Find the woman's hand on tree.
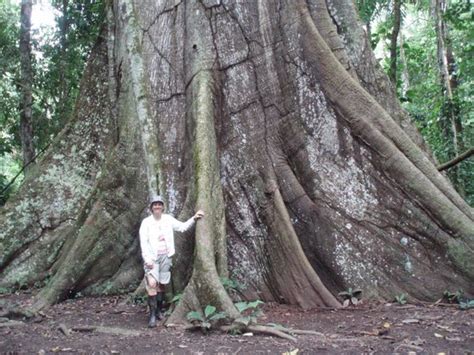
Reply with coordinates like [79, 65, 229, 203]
[194, 210, 205, 220]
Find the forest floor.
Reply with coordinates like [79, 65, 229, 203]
[1, 292, 472, 354]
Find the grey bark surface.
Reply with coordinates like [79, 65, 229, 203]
[0, 0, 472, 320]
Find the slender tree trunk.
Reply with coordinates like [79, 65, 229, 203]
[434, 0, 465, 195]
[58, 0, 69, 120]
[399, 33, 410, 97]
[389, 0, 402, 84]
[19, 0, 35, 173]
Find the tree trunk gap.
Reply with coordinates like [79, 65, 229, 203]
[1, 0, 472, 328]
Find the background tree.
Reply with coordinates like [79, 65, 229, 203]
[0, 0, 472, 325]
[396, 0, 473, 203]
[0, 0, 21, 204]
[0, 0, 104, 204]
[388, 0, 402, 83]
[19, 0, 35, 173]
[363, 0, 473, 203]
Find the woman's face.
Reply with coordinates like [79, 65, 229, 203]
[151, 202, 164, 217]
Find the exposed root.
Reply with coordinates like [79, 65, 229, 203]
[246, 324, 297, 342]
[220, 323, 297, 342]
[220, 321, 327, 342]
[283, 329, 325, 336]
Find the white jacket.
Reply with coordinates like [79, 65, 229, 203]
[139, 214, 195, 263]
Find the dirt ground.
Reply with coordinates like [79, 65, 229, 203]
[1, 292, 472, 354]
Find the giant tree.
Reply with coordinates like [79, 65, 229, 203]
[0, 0, 472, 325]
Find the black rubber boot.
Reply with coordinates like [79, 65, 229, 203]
[147, 295, 157, 328]
[156, 292, 164, 320]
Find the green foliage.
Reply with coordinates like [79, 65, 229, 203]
[130, 294, 147, 305]
[355, 0, 390, 26]
[338, 288, 362, 307]
[443, 290, 463, 304]
[459, 299, 474, 310]
[0, 286, 12, 295]
[401, 2, 473, 204]
[0, 0, 105, 204]
[164, 293, 182, 316]
[220, 277, 245, 293]
[234, 300, 264, 327]
[34, 0, 105, 148]
[0, 1, 21, 203]
[186, 305, 228, 332]
[394, 293, 407, 305]
[170, 293, 183, 304]
[363, 0, 474, 205]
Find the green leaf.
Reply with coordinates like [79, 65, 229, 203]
[209, 312, 227, 321]
[235, 301, 250, 313]
[170, 293, 182, 303]
[186, 311, 203, 322]
[204, 305, 216, 318]
[248, 300, 264, 309]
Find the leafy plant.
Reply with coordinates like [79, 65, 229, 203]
[443, 290, 463, 304]
[164, 293, 182, 316]
[234, 300, 264, 327]
[394, 293, 407, 305]
[186, 305, 228, 332]
[338, 288, 362, 307]
[0, 287, 12, 295]
[130, 294, 147, 305]
[220, 277, 245, 293]
[459, 299, 474, 310]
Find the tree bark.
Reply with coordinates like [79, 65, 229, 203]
[1, 0, 472, 322]
[388, 0, 401, 84]
[399, 33, 410, 97]
[19, 0, 35, 173]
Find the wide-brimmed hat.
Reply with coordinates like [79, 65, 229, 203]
[149, 195, 165, 207]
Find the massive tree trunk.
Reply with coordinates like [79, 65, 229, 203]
[1, 0, 472, 321]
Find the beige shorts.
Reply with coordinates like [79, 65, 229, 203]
[144, 255, 172, 292]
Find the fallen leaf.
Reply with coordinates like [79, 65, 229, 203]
[446, 336, 462, 341]
[282, 349, 299, 355]
[436, 324, 456, 332]
[402, 319, 420, 324]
